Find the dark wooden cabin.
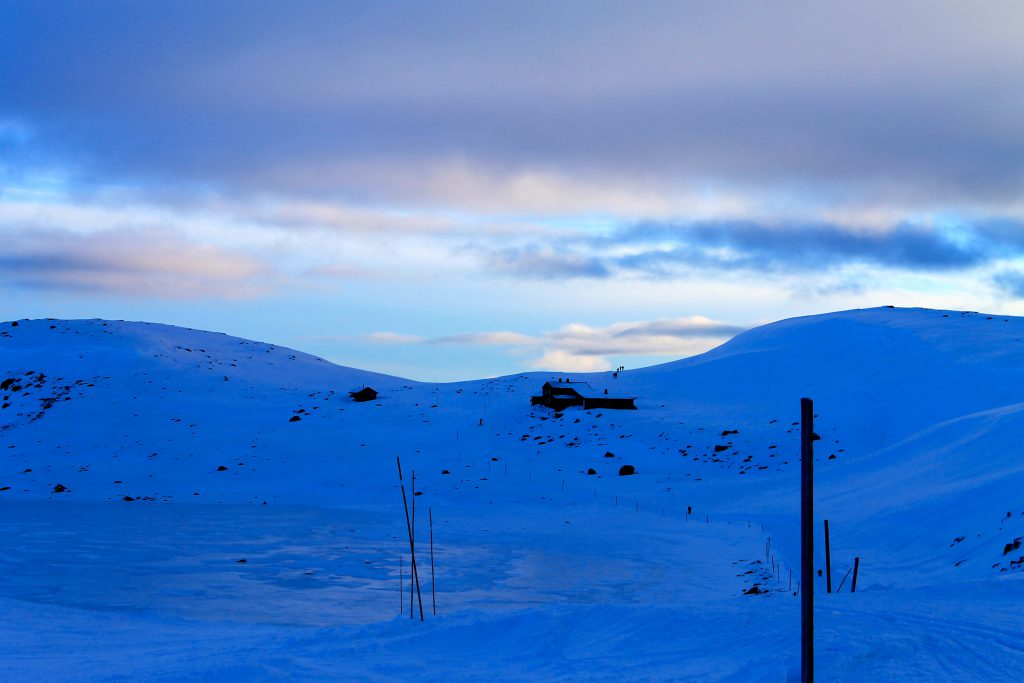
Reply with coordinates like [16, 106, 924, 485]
[349, 387, 378, 402]
[530, 381, 636, 410]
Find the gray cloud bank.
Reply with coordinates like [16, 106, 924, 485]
[2, 1, 1023, 205]
[0, 227, 268, 298]
[482, 219, 1024, 282]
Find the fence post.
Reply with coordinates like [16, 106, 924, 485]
[396, 457, 425, 621]
[429, 508, 437, 615]
[824, 519, 832, 594]
[801, 398, 814, 683]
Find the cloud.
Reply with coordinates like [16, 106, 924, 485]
[609, 318, 747, 340]
[992, 270, 1024, 299]
[428, 332, 539, 346]
[612, 220, 999, 275]
[542, 318, 746, 357]
[360, 332, 426, 344]
[2, 2, 1022, 209]
[365, 315, 746, 371]
[306, 263, 383, 280]
[477, 219, 1024, 282]
[0, 227, 269, 298]
[483, 246, 610, 279]
[530, 350, 610, 373]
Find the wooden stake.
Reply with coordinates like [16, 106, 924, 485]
[851, 557, 860, 593]
[824, 519, 832, 594]
[429, 508, 437, 615]
[396, 457, 425, 621]
[836, 567, 852, 592]
[800, 397, 814, 683]
[411, 470, 416, 620]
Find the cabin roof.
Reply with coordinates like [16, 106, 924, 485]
[544, 381, 592, 390]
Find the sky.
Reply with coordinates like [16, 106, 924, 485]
[2, 1, 1024, 381]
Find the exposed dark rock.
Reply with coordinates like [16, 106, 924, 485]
[618, 465, 636, 476]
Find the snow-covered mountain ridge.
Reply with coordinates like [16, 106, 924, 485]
[2, 307, 1023, 681]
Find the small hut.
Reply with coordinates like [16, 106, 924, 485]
[530, 381, 636, 410]
[349, 387, 378, 402]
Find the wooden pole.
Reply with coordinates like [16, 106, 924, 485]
[824, 519, 832, 594]
[851, 557, 860, 593]
[429, 508, 437, 615]
[411, 470, 417, 620]
[836, 567, 853, 592]
[410, 470, 415, 619]
[801, 397, 814, 683]
[396, 457, 425, 621]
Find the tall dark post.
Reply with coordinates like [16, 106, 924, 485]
[396, 457, 425, 621]
[429, 508, 437, 615]
[851, 557, 860, 593]
[824, 519, 832, 594]
[801, 398, 814, 683]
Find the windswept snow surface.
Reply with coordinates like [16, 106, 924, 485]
[1, 308, 1023, 681]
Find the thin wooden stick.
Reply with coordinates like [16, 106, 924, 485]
[396, 456, 424, 621]
[429, 508, 437, 615]
[851, 557, 860, 593]
[411, 470, 416, 620]
[836, 566, 853, 592]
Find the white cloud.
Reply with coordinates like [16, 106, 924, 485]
[0, 227, 269, 299]
[361, 332, 426, 344]
[429, 331, 539, 346]
[529, 349, 611, 373]
[364, 315, 745, 372]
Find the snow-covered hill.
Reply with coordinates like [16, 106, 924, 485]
[1, 308, 1022, 681]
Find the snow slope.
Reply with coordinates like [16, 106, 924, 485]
[1, 308, 1022, 681]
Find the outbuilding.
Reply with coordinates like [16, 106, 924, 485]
[349, 387, 378, 402]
